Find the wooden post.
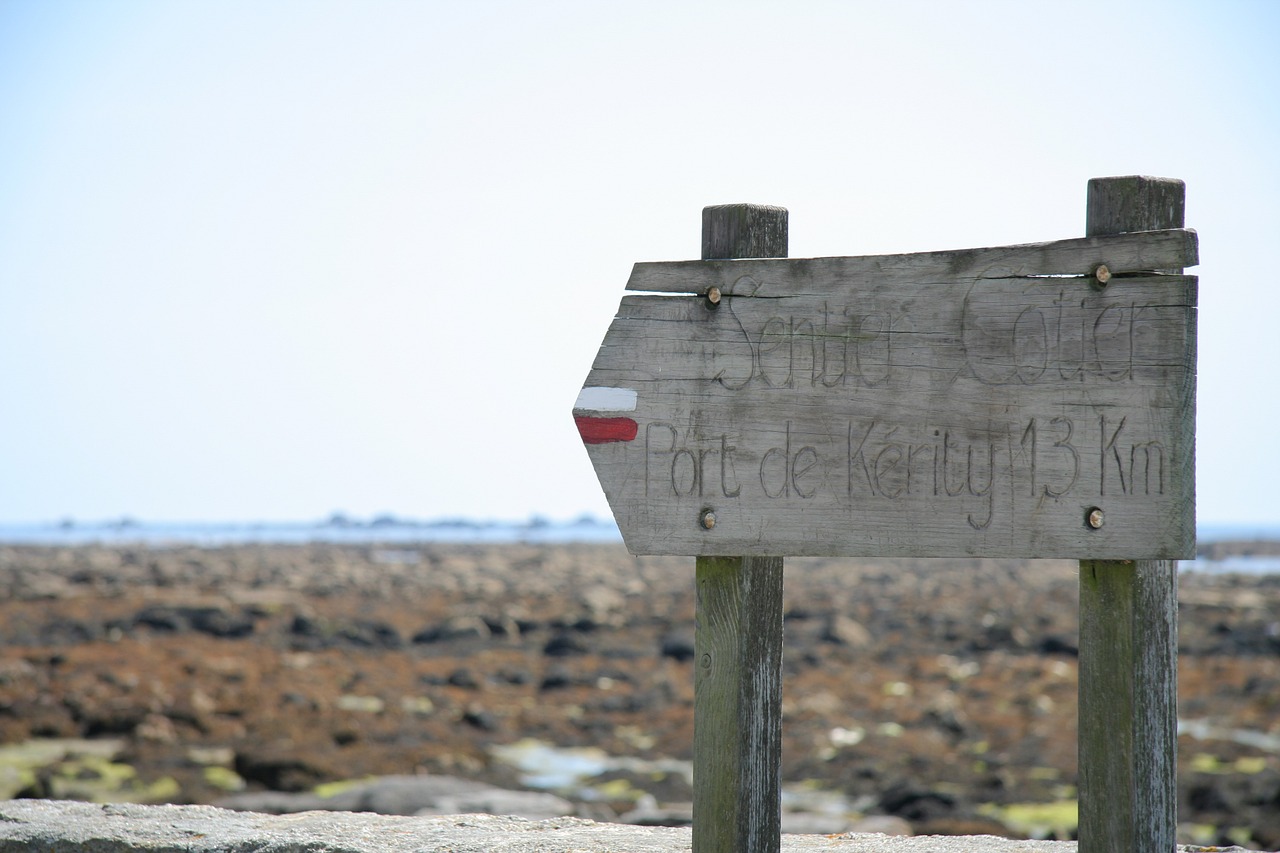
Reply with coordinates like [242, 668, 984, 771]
[1078, 176, 1184, 852]
[693, 204, 787, 853]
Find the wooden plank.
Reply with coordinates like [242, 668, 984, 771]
[694, 555, 783, 853]
[1077, 175, 1184, 853]
[1087, 176, 1186, 241]
[628, 228, 1198, 294]
[577, 248, 1197, 558]
[1079, 559, 1178, 852]
[693, 203, 785, 853]
[701, 203, 788, 261]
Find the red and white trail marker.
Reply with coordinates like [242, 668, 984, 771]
[573, 386, 639, 445]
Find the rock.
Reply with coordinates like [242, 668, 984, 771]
[317, 775, 492, 815]
[338, 620, 402, 649]
[215, 790, 329, 814]
[543, 631, 589, 657]
[417, 787, 575, 820]
[0, 799, 1186, 852]
[447, 668, 482, 689]
[847, 815, 913, 835]
[287, 614, 325, 644]
[821, 615, 873, 648]
[878, 783, 957, 822]
[592, 768, 692, 804]
[618, 803, 693, 827]
[133, 605, 255, 638]
[539, 664, 584, 691]
[131, 606, 187, 632]
[780, 811, 850, 834]
[1037, 634, 1078, 656]
[135, 712, 179, 743]
[219, 774, 573, 820]
[233, 751, 328, 792]
[460, 707, 498, 731]
[574, 585, 627, 629]
[39, 619, 102, 644]
[482, 614, 521, 638]
[659, 630, 696, 661]
[188, 607, 256, 638]
[413, 616, 491, 644]
[496, 667, 534, 685]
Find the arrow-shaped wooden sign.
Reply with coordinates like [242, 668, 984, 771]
[576, 228, 1198, 559]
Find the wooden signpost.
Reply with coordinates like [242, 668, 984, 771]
[574, 178, 1197, 853]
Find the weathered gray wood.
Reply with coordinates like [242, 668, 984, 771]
[694, 555, 783, 853]
[1079, 559, 1178, 852]
[1078, 175, 1185, 853]
[628, 228, 1198, 294]
[693, 203, 785, 853]
[1087, 176, 1186, 240]
[701, 203, 788, 261]
[577, 230, 1197, 558]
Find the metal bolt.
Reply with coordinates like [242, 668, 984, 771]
[706, 286, 722, 305]
[1094, 264, 1112, 285]
[699, 509, 716, 530]
[1086, 507, 1105, 530]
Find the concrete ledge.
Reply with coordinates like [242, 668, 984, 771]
[0, 800, 1065, 852]
[0, 800, 1260, 853]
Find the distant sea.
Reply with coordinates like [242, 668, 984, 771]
[0, 514, 623, 547]
[0, 516, 1277, 574]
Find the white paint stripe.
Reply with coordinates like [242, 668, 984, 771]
[574, 386, 637, 412]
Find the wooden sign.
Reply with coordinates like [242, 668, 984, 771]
[576, 228, 1198, 559]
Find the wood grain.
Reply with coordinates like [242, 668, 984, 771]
[693, 203, 786, 853]
[1077, 175, 1184, 853]
[1079, 558, 1178, 852]
[628, 228, 1197, 294]
[693, 555, 783, 853]
[579, 230, 1197, 558]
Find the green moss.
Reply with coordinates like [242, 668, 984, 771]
[1227, 826, 1256, 847]
[0, 739, 127, 799]
[1180, 823, 1218, 845]
[399, 696, 435, 716]
[1190, 752, 1268, 775]
[589, 778, 645, 802]
[186, 746, 235, 767]
[1190, 753, 1224, 773]
[979, 799, 1077, 840]
[336, 695, 385, 713]
[0, 766, 36, 799]
[42, 754, 181, 804]
[202, 765, 246, 792]
[1234, 756, 1267, 774]
[140, 776, 182, 802]
[312, 776, 375, 799]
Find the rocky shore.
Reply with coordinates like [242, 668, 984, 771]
[0, 543, 1277, 848]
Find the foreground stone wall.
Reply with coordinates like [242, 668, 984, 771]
[0, 800, 1263, 853]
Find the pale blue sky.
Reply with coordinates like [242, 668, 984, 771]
[1, 0, 1277, 527]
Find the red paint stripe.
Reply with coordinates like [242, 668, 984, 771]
[575, 415, 638, 444]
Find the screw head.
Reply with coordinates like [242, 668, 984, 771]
[699, 509, 716, 530]
[706, 286, 722, 305]
[1086, 507, 1105, 529]
[1095, 264, 1112, 285]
